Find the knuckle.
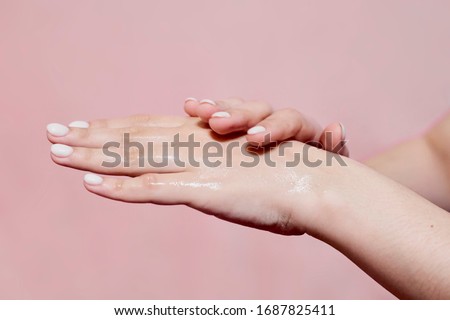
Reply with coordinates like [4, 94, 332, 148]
[232, 97, 245, 105]
[88, 120, 102, 128]
[132, 114, 152, 124]
[280, 107, 302, 119]
[126, 147, 144, 167]
[141, 174, 158, 189]
[81, 148, 94, 163]
[250, 100, 272, 112]
[113, 180, 124, 193]
[77, 128, 91, 140]
[123, 126, 146, 141]
[281, 107, 297, 114]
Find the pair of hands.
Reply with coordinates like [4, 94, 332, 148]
[48, 99, 450, 299]
[47, 98, 350, 235]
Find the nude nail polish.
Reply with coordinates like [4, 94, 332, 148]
[84, 173, 103, 185]
[247, 125, 266, 135]
[69, 121, 90, 128]
[211, 111, 231, 118]
[51, 144, 73, 157]
[47, 123, 69, 137]
[199, 99, 216, 105]
[185, 97, 198, 102]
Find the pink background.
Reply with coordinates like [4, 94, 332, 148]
[1, 0, 449, 299]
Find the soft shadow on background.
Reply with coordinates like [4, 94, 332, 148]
[0, 0, 449, 299]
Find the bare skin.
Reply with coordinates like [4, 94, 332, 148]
[366, 114, 450, 211]
[185, 97, 449, 211]
[184, 97, 349, 156]
[47, 100, 450, 299]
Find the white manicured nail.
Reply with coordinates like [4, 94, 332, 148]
[199, 99, 216, 105]
[69, 120, 89, 128]
[51, 144, 73, 157]
[185, 97, 198, 102]
[47, 123, 69, 137]
[211, 111, 231, 118]
[247, 125, 266, 135]
[339, 122, 346, 140]
[84, 173, 103, 185]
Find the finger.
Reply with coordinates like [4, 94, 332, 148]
[47, 124, 177, 148]
[87, 114, 186, 129]
[50, 144, 184, 175]
[245, 108, 322, 146]
[186, 98, 219, 121]
[184, 97, 201, 117]
[65, 115, 186, 131]
[83, 172, 204, 205]
[319, 122, 349, 156]
[208, 100, 272, 134]
[187, 97, 244, 122]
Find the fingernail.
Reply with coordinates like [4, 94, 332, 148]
[69, 120, 89, 128]
[185, 97, 198, 102]
[339, 122, 346, 140]
[47, 123, 69, 137]
[199, 99, 216, 106]
[247, 125, 266, 135]
[84, 173, 103, 185]
[211, 111, 231, 118]
[51, 144, 73, 157]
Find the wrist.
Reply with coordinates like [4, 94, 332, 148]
[278, 150, 358, 237]
[299, 158, 371, 241]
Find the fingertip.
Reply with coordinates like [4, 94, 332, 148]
[69, 121, 90, 129]
[47, 123, 69, 137]
[49, 152, 62, 165]
[339, 122, 346, 140]
[247, 125, 266, 135]
[47, 132, 57, 143]
[207, 111, 233, 133]
[51, 144, 73, 158]
[84, 173, 104, 186]
[211, 111, 231, 118]
[246, 125, 268, 144]
[328, 122, 345, 140]
[50, 149, 71, 166]
[185, 97, 198, 103]
[338, 123, 349, 156]
[199, 99, 216, 106]
[208, 117, 234, 134]
[245, 127, 276, 146]
[320, 122, 348, 154]
[209, 111, 255, 134]
[245, 133, 263, 146]
[184, 97, 199, 117]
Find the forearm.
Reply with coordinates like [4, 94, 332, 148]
[365, 113, 450, 211]
[365, 137, 450, 210]
[306, 161, 450, 299]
